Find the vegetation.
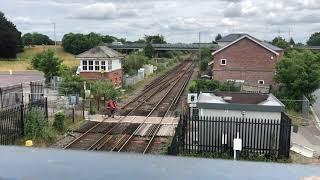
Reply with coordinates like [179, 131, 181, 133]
[271, 36, 290, 50]
[307, 32, 320, 46]
[25, 108, 55, 142]
[122, 52, 149, 75]
[62, 32, 102, 55]
[91, 80, 119, 100]
[274, 49, 320, 103]
[0, 11, 23, 58]
[53, 112, 65, 132]
[179, 152, 290, 163]
[274, 50, 320, 111]
[59, 65, 85, 95]
[31, 49, 62, 82]
[144, 34, 166, 44]
[215, 34, 222, 41]
[0, 45, 78, 71]
[189, 79, 240, 93]
[22, 32, 54, 46]
[144, 43, 155, 59]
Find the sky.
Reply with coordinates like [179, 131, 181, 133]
[1, 0, 320, 43]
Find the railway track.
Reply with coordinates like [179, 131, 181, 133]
[64, 60, 194, 153]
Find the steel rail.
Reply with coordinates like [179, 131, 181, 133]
[142, 67, 194, 154]
[87, 73, 186, 151]
[115, 64, 194, 152]
[120, 62, 190, 110]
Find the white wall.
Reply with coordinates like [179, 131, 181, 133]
[80, 59, 122, 72]
[199, 108, 281, 121]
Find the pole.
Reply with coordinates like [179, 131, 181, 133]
[53, 22, 57, 50]
[198, 32, 201, 61]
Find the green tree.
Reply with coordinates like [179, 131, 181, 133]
[22, 33, 33, 46]
[289, 37, 295, 45]
[91, 80, 119, 101]
[31, 49, 62, 82]
[215, 34, 222, 41]
[22, 32, 54, 46]
[144, 43, 154, 58]
[102, 35, 116, 43]
[189, 79, 240, 93]
[144, 34, 166, 44]
[307, 32, 320, 46]
[271, 36, 290, 50]
[200, 47, 212, 61]
[0, 11, 23, 58]
[274, 49, 320, 100]
[59, 66, 85, 95]
[122, 52, 149, 75]
[200, 60, 209, 72]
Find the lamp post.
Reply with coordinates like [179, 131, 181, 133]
[52, 22, 57, 50]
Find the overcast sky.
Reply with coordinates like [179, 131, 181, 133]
[1, 0, 319, 43]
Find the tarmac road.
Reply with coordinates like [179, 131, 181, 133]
[0, 71, 44, 87]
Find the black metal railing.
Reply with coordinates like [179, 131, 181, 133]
[169, 113, 291, 159]
[0, 98, 47, 145]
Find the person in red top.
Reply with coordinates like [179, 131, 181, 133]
[106, 99, 116, 118]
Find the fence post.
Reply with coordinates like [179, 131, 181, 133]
[20, 103, 24, 136]
[45, 97, 48, 119]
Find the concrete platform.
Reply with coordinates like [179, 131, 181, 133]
[87, 115, 179, 125]
[86, 115, 179, 137]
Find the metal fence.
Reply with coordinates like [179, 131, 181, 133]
[0, 84, 23, 109]
[0, 98, 47, 145]
[169, 113, 292, 159]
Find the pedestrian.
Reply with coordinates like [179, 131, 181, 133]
[106, 98, 116, 118]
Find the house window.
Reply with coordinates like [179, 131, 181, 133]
[82, 60, 87, 71]
[258, 80, 265, 85]
[88, 60, 94, 71]
[220, 59, 226, 65]
[95, 61, 100, 71]
[108, 60, 112, 71]
[101, 61, 106, 71]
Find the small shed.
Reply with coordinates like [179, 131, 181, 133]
[194, 92, 285, 120]
[76, 46, 124, 87]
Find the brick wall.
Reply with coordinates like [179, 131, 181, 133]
[80, 69, 122, 87]
[212, 38, 283, 85]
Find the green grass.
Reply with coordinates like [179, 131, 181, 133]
[0, 45, 78, 71]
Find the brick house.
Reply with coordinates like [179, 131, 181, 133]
[76, 46, 124, 87]
[209, 34, 284, 86]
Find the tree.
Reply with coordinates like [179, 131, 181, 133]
[144, 43, 154, 58]
[122, 52, 149, 75]
[189, 79, 240, 93]
[91, 80, 119, 101]
[22, 32, 54, 46]
[271, 36, 290, 50]
[31, 49, 62, 82]
[0, 11, 23, 58]
[144, 34, 166, 44]
[274, 50, 320, 100]
[200, 47, 212, 61]
[59, 65, 85, 95]
[199, 60, 209, 72]
[102, 35, 116, 43]
[62, 32, 101, 55]
[307, 32, 320, 46]
[215, 34, 222, 41]
[289, 37, 295, 45]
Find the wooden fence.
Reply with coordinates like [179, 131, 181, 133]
[169, 113, 292, 159]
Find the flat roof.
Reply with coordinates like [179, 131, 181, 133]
[0, 146, 320, 180]
[197, 92, 285, 112]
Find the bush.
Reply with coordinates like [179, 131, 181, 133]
[89, 106, 97, 115]
[189, 79, 240, 93]
[53, 112, 65, 132]
[25, 108, 48, 140]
